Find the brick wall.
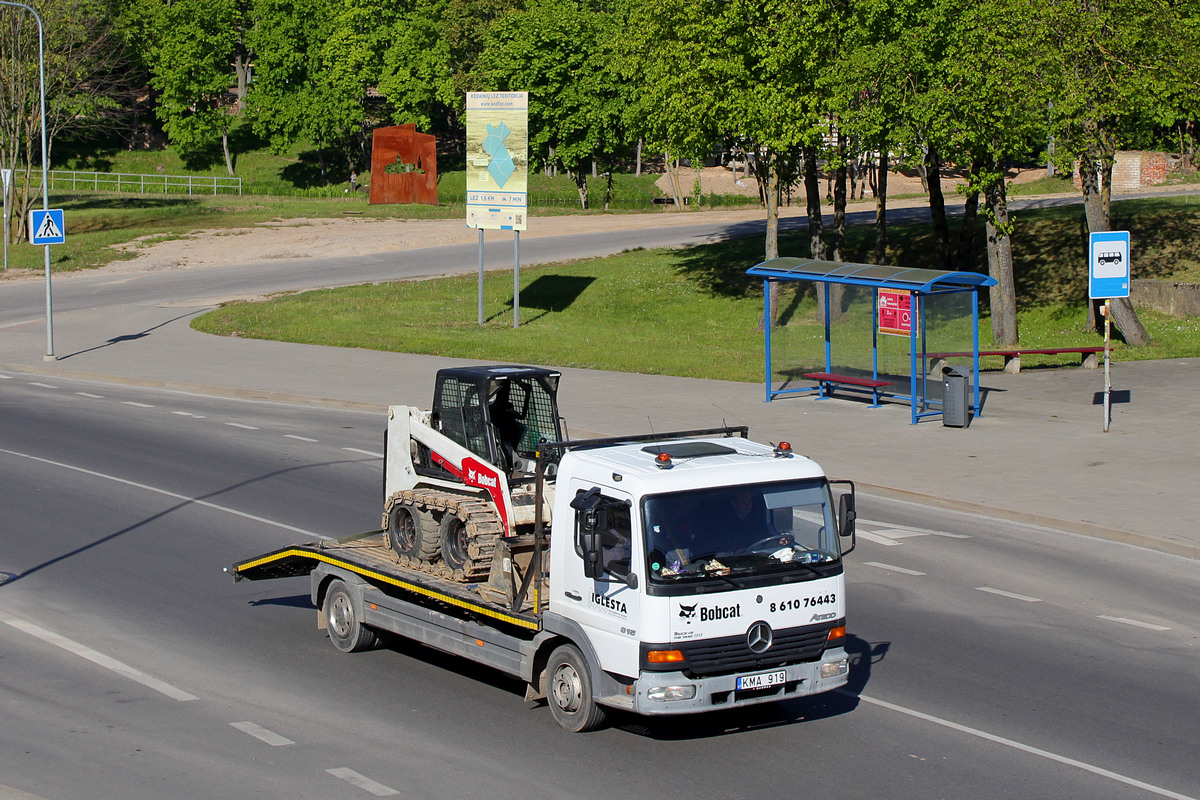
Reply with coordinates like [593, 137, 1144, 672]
[1073, 151, 1168, 190]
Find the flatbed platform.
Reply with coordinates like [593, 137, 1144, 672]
[230, 531, 541, 632]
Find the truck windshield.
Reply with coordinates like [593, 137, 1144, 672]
[642, 479, 839, 583]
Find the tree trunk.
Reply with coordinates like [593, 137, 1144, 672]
[753, 154, 782, 331]
[574, 169, 589, 210]
[874, 149, 889, 265]
[636, 138, 643, 177]
[925, 145, 951, 269]
[984, 170, 1018, 348]
[222, 123, 234, 176]
[803, 145, 825, 261]
[233, 53, 249, 113]
[956, 158, 982, 269]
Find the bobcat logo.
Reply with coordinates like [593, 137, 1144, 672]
[678, 603, 697, 621]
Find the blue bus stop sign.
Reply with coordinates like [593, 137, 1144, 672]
[29, 208, 65, 245]
[1089, 230, 1130, 299]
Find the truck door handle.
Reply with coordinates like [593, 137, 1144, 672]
[564, 591, 582, 601]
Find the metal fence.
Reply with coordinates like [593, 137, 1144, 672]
[34, 170, 242, 196]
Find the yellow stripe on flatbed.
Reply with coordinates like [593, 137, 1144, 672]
[233, 546, 539, 631]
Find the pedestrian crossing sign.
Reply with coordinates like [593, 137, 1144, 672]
[30, 208, 65, 245]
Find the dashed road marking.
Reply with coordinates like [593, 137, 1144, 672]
[29, 382, 57, 389]
[1099, 615, 1171, 631]
[225, 422, 259, 430]
[172, 411, 206, 418]
[0, 611, 198, 702]
[863, 562, 926, 576]
[230, 721, 295, 746]
[122, 401, 155, 408]
[75, 392, 105, 398]
[344, 448, 384, 458]
[325, 768, 399, 797]
[976, 586, 1042, 603]
[284, 434, 318, 442]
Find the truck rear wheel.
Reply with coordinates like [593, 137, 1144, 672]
[546, 645, 607, 733]
[387, 503, 438, 562]
[324, 581, 379, 653]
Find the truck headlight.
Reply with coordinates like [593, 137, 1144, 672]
[820, 658, 849, 678]
[647, 685, 697, 702]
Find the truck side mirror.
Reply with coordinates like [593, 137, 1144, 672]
[571, 488, 605, 579]
[830, 479, 857, 556]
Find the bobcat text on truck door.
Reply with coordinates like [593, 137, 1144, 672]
[229, 364, 857, 732]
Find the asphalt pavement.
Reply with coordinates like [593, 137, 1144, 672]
[1, 209, 1197, 561]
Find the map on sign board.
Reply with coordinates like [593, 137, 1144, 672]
[465, 92, 528, 231]
[878, 288, 915, 336]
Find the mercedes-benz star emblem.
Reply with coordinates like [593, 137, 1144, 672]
[746, 621, 773, 654]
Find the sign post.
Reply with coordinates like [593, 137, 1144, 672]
[2, 167, 10, 272]
[465, 92, 528, 328]
[1089, 230, 1130, 433]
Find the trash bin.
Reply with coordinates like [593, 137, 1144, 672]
[942, 366, 969, 428]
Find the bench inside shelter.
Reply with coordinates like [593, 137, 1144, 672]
[802, 372, 893, 408]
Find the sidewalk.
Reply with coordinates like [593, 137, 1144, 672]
[2, 297, 1197, 560]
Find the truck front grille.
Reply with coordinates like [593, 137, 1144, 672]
[675, 622, 834, 676]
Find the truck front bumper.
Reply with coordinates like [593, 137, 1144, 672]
[626, 647, 850, 716]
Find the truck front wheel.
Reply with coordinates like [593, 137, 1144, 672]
[324, 580, 379, 653]
[546, 644, 607, 732]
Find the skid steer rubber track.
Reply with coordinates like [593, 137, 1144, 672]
[383, 489, 502, 582]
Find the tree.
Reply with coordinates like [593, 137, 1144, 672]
[125, 0, 253, 175]
[479, 0, 630, 209]
[1, 0, 130, 241]
[1039, 0, 1200, 346]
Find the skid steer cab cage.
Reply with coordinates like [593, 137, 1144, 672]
[747, 258, 997, 425]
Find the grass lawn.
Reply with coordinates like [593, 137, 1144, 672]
[192, 195, 1200, 382]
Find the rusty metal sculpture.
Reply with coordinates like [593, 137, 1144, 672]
[368, 124, 438, 205]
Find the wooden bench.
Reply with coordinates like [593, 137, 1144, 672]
[923, 347, 1105, 374]
[803, 372, 893, 408]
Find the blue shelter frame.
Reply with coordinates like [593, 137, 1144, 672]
[747, 257, 998, 425]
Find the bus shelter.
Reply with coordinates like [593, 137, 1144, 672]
[746, 257, 997, 425]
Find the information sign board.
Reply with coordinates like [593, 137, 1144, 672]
[878, 288, 915, 336]
[465, 92, 528, 231]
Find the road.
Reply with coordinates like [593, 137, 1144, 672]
[2, 372, 1196, 800]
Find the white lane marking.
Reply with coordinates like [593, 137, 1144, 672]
[0, 781, 51, 799]
[230, 721, 295, 746]
[1099, 615, 1172, 631]
[284, 434, 318, 442]
[29, 382, 57, 389]
[122, 401, 155, 408]
[344, 448, 384, 458]
[976, 586, 1042, 603]
[863, 562, 926, 576]
[225, 422, 259, 430]
[0, 611, 198, 702]
[844, 691, 1198, 800]
[0, 447, 326, 539]
[857, 532, 902, 547]
[172, 411, 206, 418]
[76, 392, 105, 399]
[857, 518, 971, 540]
[325, 768, 400, 797]
[0, 373, 11, 379]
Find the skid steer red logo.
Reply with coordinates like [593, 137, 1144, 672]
[429, 452, 511, 534]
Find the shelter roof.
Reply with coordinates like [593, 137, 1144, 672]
[747, 257, 997, 292]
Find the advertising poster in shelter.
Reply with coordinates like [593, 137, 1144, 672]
[878, 288, 915, 336]
[465, 92, 528, 231]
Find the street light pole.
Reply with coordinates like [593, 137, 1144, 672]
[1, 0, 55, 360]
